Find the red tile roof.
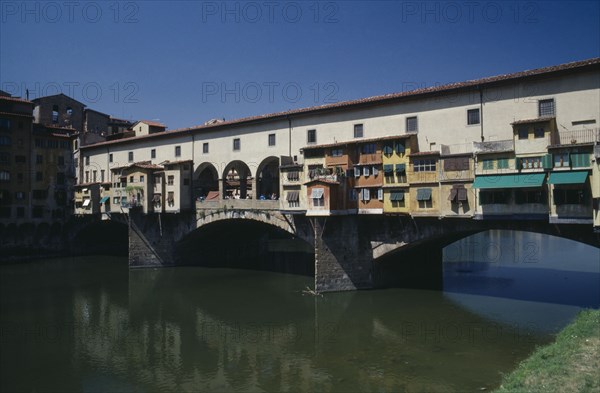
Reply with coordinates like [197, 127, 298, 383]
[137, 120, 166, 128]
[511, 116, 556, 125]
[302, 134, 414, 150]
[0, 96, 33, 104]
[0, 111, 33, 118]
[81, 58, 600, 151]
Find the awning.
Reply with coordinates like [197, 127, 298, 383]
[416, 188, 432, 201]
[390, 190, 405, 201]
[311, 188, 324, 199]
[395, 164, 406, 173]
[286, 191, 299, 201]
[99, 196, 109, 204]
[395, 142, 405, 154]
[548, 171, 588, 185]
[383, 164, 394, 174]
[205, 191, 220, 200]
[472, 173, 545, 189]
[82, 199, 91, 207]
[383, 145, 393, 155]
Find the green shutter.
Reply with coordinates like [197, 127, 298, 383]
[571, 153, 590, 168]
[482, 160, 493, 170]
[395, 142, 405, 154]
[383, 145, 393, 155]
[542, 154, 553, 169]
[497, 158, 509, 169]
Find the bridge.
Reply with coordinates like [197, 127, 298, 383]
[67, 58, 600, 292]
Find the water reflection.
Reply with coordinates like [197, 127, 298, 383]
[0, 255, 563, 392]
[443, 230, 600, 333]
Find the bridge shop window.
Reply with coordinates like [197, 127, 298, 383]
[515, 189, 547, 204]
[416, 188, 432, 208]
[390, 190, 405, 207]
[307, 129, 317, 144]
[203, 142, 209, 154]
[467, 108, 480, 125]
[406, 116, 418, 133]
[233, 138, 241, 151]
[311, 188, 324, 207]
[534, 127, 545, 138]
[286, 191, 299, 207]
[268, 133, 276, 146]
[354, 124, 363, 138]
[479, 190, 509, 205]
[539, 98, 555, 117]
[331, 148, 343, 157]
[518, 127, 529, 140]
[361, 143, 376, 155]
[448, 185, 468, 204]
[553, 187, 588, 205]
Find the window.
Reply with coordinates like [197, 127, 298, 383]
[52, 105, 59, 123]
[175, 146, 181, 157]
[406, 116, 418, 133]
[571, 153, 590, 168]
[203, 142, 209, 154]
[307, 129, 317, 144]
[151, 149, 156, 159]
[518, 127, 529, 140]
[354, 124, 363, 138]
[444, 157, 470, 171]
[139, 175, 144, 183]
[66, 107, 73, 117]
[479, 190, 509, 204]
[36, 171, 43, 181]
[553, 188, 587, 205]
[554, 153, 569, 168]
[377, 188, 383, 201]
[100, 170, 105, 182]
[0, 136, 11, 146]
[287, 171, 299, 181]
[383, 144, 393, 156]
[390, 190, 405, 207]
[331, 148, 343, 157]
[113, 197, 120, 204]
[57, 172, 65, 185]
[497, 158, 509, 169]
[167, 191, 175, 206]
[467, 108, 480, 125]
[128, 152, 134, 162]
[361, 143, 376, 154]
[109, 153, 113, 163]
[416, 188, 432, 209]
[482, 159, 494, 170]
[311, 188, 325, 206]
[233, 138, 240, 151]
[168, 175, 174, 185]
[129, 176, 133, 183]
[286, 191, 300, 208]
[58, 156, 64, 165]
[363, 167, 370, 177]
[0, 170, 9, 181]
[539, 99, 555, 117]
[154, 176, 161, 184]
[85, 171, 89, 183]
[515, 189, 547, 204]
[354, 167, 361, 177]
[372, 167, 379, 176]
[413, 159, 436, 172]
[360, 188, 370, 201]
[0, 118, 11, 131]
[534, 127, 545, 138]
[268, 134, 276, 146]
[520, 157, 543, 169]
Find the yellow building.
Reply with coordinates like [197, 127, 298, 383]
[408, 151, 439, 217]
[382, 135, 415, 214]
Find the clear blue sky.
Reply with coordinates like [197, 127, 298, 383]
[1, 1, 599, 130]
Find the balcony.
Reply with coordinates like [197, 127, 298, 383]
[550, 128, 600, 146]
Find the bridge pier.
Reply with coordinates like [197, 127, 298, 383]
[313, 216, 374, 292]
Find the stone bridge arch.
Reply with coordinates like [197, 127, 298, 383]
[255, 156, 280, 199]
[222, 160, 252, 199]
[194, 162, 219, 199]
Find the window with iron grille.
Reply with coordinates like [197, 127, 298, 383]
[406, 116, 418, 133]
[467, 108, 480, 125]
[539, 99, 555, 117]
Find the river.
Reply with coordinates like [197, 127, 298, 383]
[1, 230, 598, 392]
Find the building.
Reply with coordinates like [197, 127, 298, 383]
[75, 58, 599, 227]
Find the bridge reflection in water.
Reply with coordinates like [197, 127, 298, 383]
[2, 229, 598, 392]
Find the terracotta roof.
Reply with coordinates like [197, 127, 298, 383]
[161, 159, 193, 166]
[304, 179, 340, 185]
[0, 96, 34, 104]
[136, 120, 166, 128]
[0, 111, 33, 118]
[302, 134, 414, 150]
[81, 58, 600, 151]
[31, 93, 86, 107]
[511, 116, 556, 125]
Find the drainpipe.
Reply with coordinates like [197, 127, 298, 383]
[479, 86, 484, 142]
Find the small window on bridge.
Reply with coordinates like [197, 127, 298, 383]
[203, 143, 209, 154]
[268, 134, 276, 146]
[233, 138, 240, 151]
